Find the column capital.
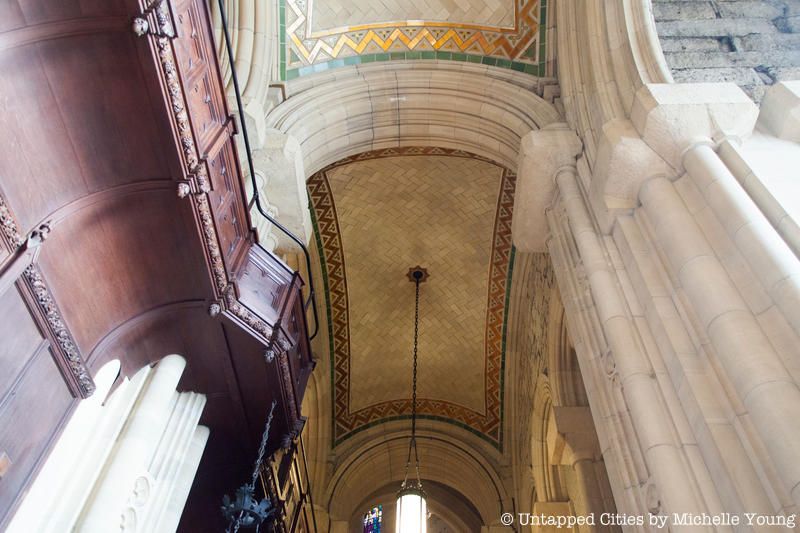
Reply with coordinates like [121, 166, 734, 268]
[759, 80, 800, 143]
[589, 118, 674, 232]
[631, 83, 758, 171]
[512, 123, 582, 252]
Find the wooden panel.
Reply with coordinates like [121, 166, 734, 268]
[0, 31, 172, 232]
[0, 0, 317, 528]
[9, 0, 126, 29]
[0, 284, 46, 395]
[37, 189, 210, 355]
[207, 141, 248, 271]
[235, 246, 292, 326]
[0, 2, 25, 34]
[172, 0, 226, 154]
[0, 0, 126, 34]
[0, 345, 73, 524]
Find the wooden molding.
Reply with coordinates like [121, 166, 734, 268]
[19, 264, 95, 398]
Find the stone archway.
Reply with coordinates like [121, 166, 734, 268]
[324, 432, 508, 531]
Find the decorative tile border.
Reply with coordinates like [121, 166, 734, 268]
[282, 0, 547, 80]
[307, 147, 516, 448]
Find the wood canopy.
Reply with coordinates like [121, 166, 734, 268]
[0, 0, 314, 529]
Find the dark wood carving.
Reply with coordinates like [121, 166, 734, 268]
[0, 0, 315, 528]
[0, 191, 94, 399]
[0, 192, 23, 250]
[18, 264, 95, 398]
[148, 0, 316, 434]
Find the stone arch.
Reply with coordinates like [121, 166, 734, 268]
[265, 61, 562, 174]
[531, 373, 569, 503]
[325, 430, 507, 528]
[348, 481, 483, 532]
[547, 288, 588, 409]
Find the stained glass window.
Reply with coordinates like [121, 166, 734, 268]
[362, 505, 382, 533]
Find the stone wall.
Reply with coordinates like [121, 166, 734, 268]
[653, 0, 800, 101]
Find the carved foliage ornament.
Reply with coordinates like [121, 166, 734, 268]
[155, 32, 211, 195]
[196, 195, 227, 292]
[152, 2, 301, 422]
[0, 193, 24, 249]
[222, 287, 299, 425]
[23, 264, 95, 397]
[154, 10, 224, 293]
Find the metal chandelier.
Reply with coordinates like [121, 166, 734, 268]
[397, 267, 429, 533]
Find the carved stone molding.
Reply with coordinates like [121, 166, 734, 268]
[21, 264, 95, 398]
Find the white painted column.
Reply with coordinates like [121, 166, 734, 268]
[8, 354, 209, 533]
[557, 169, 709, 523]
[78, 354, 189, 533]
[639, 176, 800, 508]
[683, 143, 800, 338]
[155, 426, 210, 532]
[6, 361, 152, 533]
[139, 390, 208, 531]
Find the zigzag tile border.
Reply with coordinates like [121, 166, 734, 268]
[283, 0, 547, 79]
[307, 147, 516, 448]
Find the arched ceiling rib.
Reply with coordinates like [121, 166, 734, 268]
[266, 61, 561, 173]
[326, 431, 507, 525]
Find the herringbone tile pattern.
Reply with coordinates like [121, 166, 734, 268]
[308, 147, 516, 446]
[310, 0, 515, 33]
[327, 156, 500, 412]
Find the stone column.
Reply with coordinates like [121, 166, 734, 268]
[683, 143, 800, 338]
[78, 355, 190, 532]
[639, 176, 800, 509]
[250, 130, 313, 251]
[557, 169, 709, 524]
[633, 82, 800, 508]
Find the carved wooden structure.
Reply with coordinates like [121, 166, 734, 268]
[0, 0, 315, 529]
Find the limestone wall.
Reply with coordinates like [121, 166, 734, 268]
[653, 0, 800, 101]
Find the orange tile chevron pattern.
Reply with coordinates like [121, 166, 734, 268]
[286, 0, 541, 69]
[308, 147, 516, 447]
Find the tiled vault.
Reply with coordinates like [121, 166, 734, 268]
[308, 148, 516, 447]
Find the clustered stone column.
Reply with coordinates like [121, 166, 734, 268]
[515, 80, 800, 524]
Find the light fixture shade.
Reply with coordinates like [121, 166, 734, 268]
[396, 488, 427, 533]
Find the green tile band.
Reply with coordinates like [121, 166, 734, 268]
[286, 52, 541, 80]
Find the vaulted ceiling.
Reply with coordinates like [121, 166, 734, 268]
[308, 148, 516, 447]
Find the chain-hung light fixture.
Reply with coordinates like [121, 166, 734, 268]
[397, 266, 429, 533]
[222, 401, 278, 533]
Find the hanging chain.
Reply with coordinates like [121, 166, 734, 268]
[403, 273, 422, 488]
[224, 402, 277, 532]
[411, 275, 419, 440]
[251, 400, 277, 489]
